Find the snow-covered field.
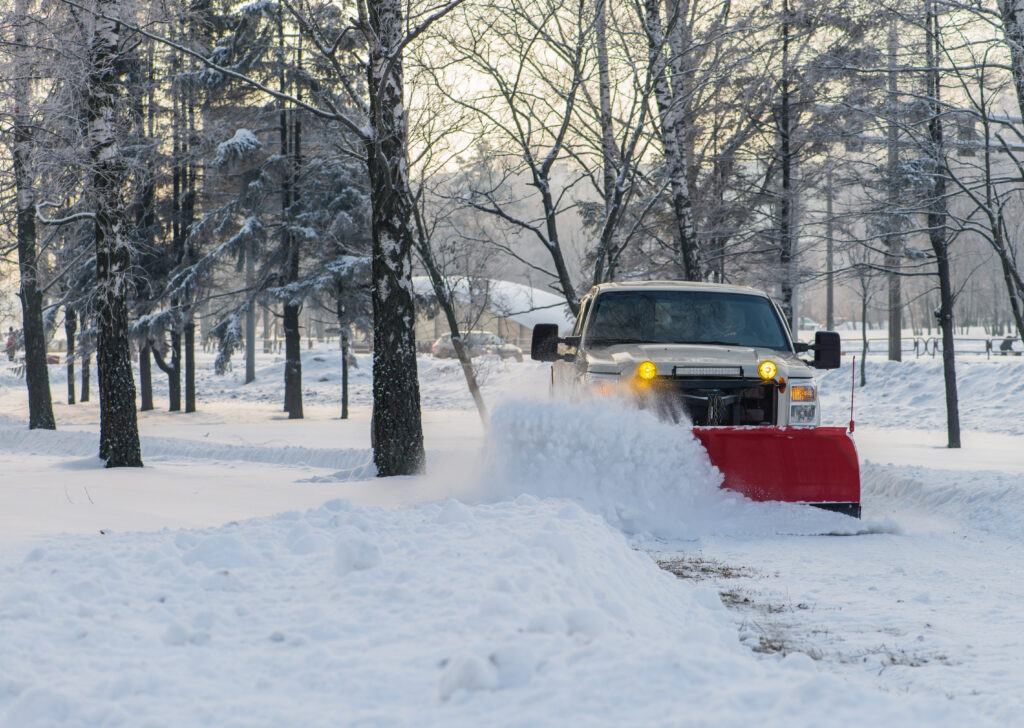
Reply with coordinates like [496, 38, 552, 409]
[2, 346, 1023, 726]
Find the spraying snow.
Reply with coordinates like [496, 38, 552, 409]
[480, 398, 870, 540]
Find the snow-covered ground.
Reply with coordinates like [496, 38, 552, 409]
[1, 345, 1022, 726]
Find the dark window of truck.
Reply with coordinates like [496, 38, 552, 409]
[584, 291, 791, 350]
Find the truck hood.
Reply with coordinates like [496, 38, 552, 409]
[585, 343, 812, 380]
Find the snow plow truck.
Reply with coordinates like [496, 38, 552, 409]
[531, 281, 861, 518]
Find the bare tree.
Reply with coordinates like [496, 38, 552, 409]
[4, 0, 56, 430]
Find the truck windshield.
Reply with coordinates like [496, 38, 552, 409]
[584, 290, 791, 350]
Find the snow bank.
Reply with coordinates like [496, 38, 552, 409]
[0, 422, 372, 473]
[0, 498, 977, 726]
[480, 398, 869, 540]
[864, 461, 1024, 539]
[818, 357, 1024, 435]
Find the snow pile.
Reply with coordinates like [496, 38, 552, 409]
[864, 462, 1024, 539]
[481, 398, 866, 540]
[0, 498, 977, 726]
[818, 357, 1024, 435]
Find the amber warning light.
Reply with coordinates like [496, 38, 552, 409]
[637, 361, 658, 380]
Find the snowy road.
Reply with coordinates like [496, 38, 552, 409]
[2, 350, 1024, 725]
[645, 363, 1024, 725]
[656, 469, 1024, 724]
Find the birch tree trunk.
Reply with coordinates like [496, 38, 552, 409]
[364, 0, 424, 475]
[12, 0, 56, 430]
[591, 0, 617, 284]
[643, 0, 701, 280]
[87, 4, 142, 467]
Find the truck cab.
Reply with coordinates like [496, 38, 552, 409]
[532, 281, 841, 427]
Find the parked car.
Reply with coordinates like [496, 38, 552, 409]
[431, 331, 524, 361]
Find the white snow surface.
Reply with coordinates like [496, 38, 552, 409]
[1, 348, 1023, 725]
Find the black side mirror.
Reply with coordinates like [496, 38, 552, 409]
[810, 331, 841, 369]
[531, 324, 560, 362]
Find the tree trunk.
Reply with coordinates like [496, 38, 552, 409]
[825, 171, 835, 331]
[12, 0, 55, 431]
[284, 303, 303, 418]
[65, 308, 76, 405]
[998, 0, 1024, 125]
[885, 15, 903, 362]
[926, 0, 960, 449]
[81, 349, 90, 403]
[185, 321, 196, 413]
[88, 5, 142, 467]
[365, 0, 424, 475]
[139, 342, 153, 411]
[169, 331, 182, 411]
[150, 339, 181, 411]
[414, 223, 488, 423]
[777, 0, 796, 326]
[245, 251, 256, 383]
[183, 90, 198, 414]
[591, 0, 617, 284]
[279, 24, 304, 420]
[860, 293, 868, 387]
[337, 297, 349, 420]
[263, 304, 272, 353]
[642, 0, 701, 280]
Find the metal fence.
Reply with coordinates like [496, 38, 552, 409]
[841, 336, 1021, 358]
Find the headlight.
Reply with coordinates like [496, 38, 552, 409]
[789, 403, 817, 425]
[789, 382, 817, 425]
[790, 383, 816, 402]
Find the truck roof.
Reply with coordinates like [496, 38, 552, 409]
[587, 280, 773, 298]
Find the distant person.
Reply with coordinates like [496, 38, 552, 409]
[1000, 336, 1015, 355]
[5, 327, 15, 361]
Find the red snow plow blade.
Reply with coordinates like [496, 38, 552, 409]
[692, 426, 861, 518]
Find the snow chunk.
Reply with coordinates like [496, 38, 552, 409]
[438, 652, 499, 700]
[334, 537, 380, 575]
[436, 499, 474, 525]
[4, 688, 71, 726]
[182, 535, 262, 569]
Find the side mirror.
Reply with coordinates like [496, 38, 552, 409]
[531, 324, 560, 362]
[809, 331, 841, 369]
